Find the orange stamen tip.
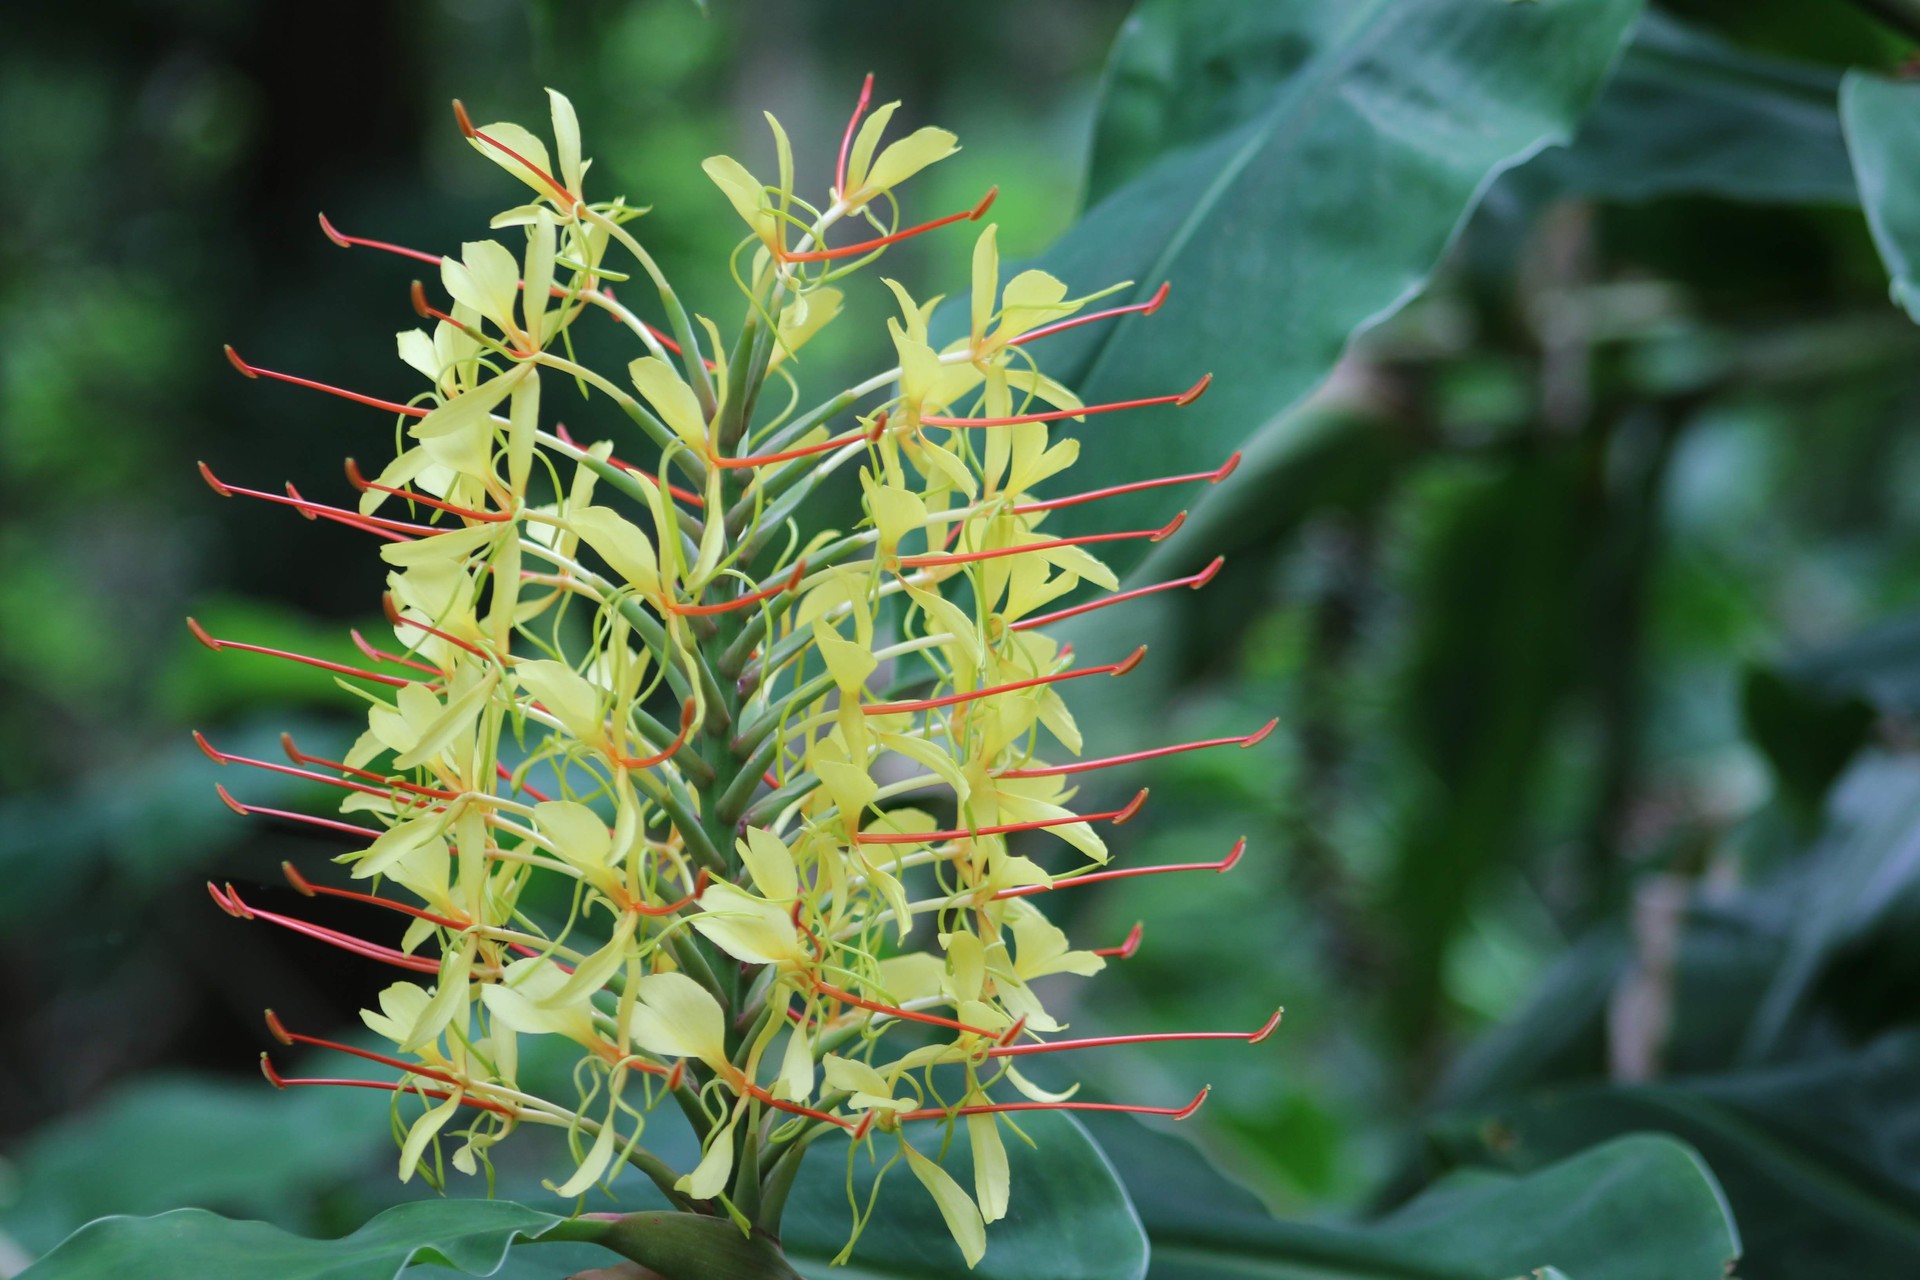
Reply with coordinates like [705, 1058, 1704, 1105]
[666, 1061, 687, 1090]
[1143, 282, 1172, 315]
[186, 617, 220, 651]
[264, 1009, 294, 1046]
[207, 881, 249, 918]
[1172, 1085, 1210, 1121]
[1113, 789, 1149, 825]
[343, 457, 371, 491]
[409, 280, 434, 319]
[193, 730, 223, 765]
[970, 186, 999, 220]
[224, 344, 257, 378]
[1214, 451, 1242, 483]
[852, 1112, 876, 1141]
[1220, 837, 1247, 873]
[998, 1014, 1030, 1047]
[260, 1053, 288, 1089]
[282, 861, 317, 897]
[1176, 373, 1213, 407]
[867, 409, 889, 441]
[451, 99, 476, 139]
[283, 483, 319, 519]
[1151, 511, 1188, 542]
[214, 784, 248, 816]
[1113, 645, 1148, 677]
[1193, 556, 1225, 588]
[1242, 718, 1279, 748]
[317, 212, 351, 249]
[279, 731, 301, 762]
[1248, 1007, 1284, 1045]
[197, 461, 233, 496]
[1104, 921, 1144, 959]
[679, 698, 699, 730]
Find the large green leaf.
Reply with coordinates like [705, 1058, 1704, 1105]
[1513, 10, 1855, 208]
[1029, 0, 1642, 575]
[1845, 71, 1920, 322]
[17, 1201, 591, 1280]
[1433, 1030, 1920, 1280]
[0, 1074, 388, 1255]
[1083, 1116, 1738, 1280]
[779, 1112, 1147, 1280]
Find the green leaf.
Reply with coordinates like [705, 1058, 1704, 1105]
[0, 1074, 389, 1255]
[779, 1112, 1147, 1280]
[1514, 11, 1856, 208]
[18, 1201, 592, 1280]
[1083, 1116, 1738, 1280]
[1433, 1030, 1920, 1280]
[1033, 0, 1643, 575]
[1845, 71, 1920, 323]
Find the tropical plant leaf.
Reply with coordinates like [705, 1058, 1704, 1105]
[17, 1201, 592, 1280]
[1512, 10, 1856, 208]
[1845, 71, 1920, 323]
[0, 1074, 389, 1255]
[1028, 0, 1642, 576]
[778, 1112, 1147, 1280]
[1082, 1115, 1738, 1280]
[1432, 1030, 1920, 1280]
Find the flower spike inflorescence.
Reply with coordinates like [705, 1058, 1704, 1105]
[196, 82, 1277, 1268]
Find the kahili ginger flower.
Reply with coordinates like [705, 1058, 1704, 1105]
[195, 80, 1278, 1270]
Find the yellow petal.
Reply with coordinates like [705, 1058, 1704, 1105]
[737, 826, 799, 901]
[903, 1142, 986, 1268]
[630, 971, 728, 1068]
[569, 504, 661, 595]
[628, 355, 710, 449]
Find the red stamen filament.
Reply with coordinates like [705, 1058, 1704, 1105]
[919, 373, 1210, 428]
[1010, 451, 1240, 515]
[197, 464, 435, 537]
[383, 595, 494, 661]
[553, 424, 704, 507]
[853, 788, 1147, 845]
[711, 411, 889, 471]
[1012, 555, 1224, 631]
[265, 1010, 469, 1085]
[612, 698, 699, 770]
[1007, 282, 1172, 347]
[897, 1084, 1209, 1124]
[317, 213, 442, 266]
[494, 761, 554, 804]
[996, 720, 1276, 779]
[216, 784, 383, 841]
[993, 837, 1246, 900]
[345, 458, 514, 523]
[187, 618, 412, 688]
[282, 733, 458, 799]
[864, 645, 1145, 715]
[195, 731, 437, 808]
[665, 561, 807, 617]
[280, 862, 468, 929]
[225, 346, 427, 418]
[282, 483, 419, 544]
[779, 188, 997, 263]
[834, 74, 875, 199]
[808, 979, 1017, 1042]
[209, 883, 442, 974]
[898, 513, 1185, 569]
[452, 100, 578, 206]
[261, 1055, 514, 1116]
[353, 629, 445, 677]
[1091, 921, 1144, 960]
[988, 1010, 1282, 1059]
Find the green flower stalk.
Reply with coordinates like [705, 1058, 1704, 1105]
[194, 80, 1278, 1272]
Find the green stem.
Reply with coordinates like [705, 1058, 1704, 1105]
[584, 1210, 800, 1280]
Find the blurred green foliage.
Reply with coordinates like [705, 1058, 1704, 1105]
[12, 0, 1920, 1277]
